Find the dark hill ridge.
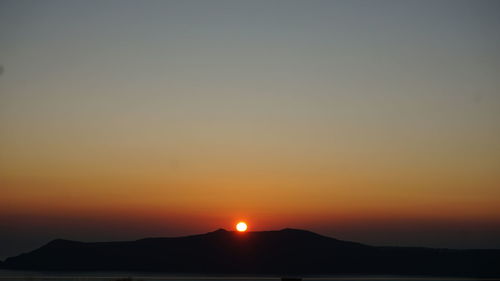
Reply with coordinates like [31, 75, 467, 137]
[2, 228, 499, 277]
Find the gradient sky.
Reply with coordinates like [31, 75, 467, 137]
[1, 0, 500, 259]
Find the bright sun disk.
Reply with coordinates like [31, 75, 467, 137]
[236, 222, 248, 232]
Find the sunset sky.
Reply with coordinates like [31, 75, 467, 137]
[1, 0, 500, 259]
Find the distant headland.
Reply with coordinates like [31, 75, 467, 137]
[2, 228, 499, 277]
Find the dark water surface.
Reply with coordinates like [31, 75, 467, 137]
[1, 271, 499, 281]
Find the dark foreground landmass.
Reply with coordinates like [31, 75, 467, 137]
[1, 229, 499, 277]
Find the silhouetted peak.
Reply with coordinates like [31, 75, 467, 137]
[36, 239, 83, 252]
[279, 228, 325, 237]
[205, 228, 229, 235]
[280, 228, 312, 233]
[46, 239, 79, 246]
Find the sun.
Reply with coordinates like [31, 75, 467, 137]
[236, 222, 248, 232]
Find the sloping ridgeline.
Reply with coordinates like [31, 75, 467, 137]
[2, 229, 500, 277]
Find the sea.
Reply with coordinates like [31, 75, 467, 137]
[0, 271, 499, 281]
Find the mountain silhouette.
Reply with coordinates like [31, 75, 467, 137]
[2, 228, 499, 277]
